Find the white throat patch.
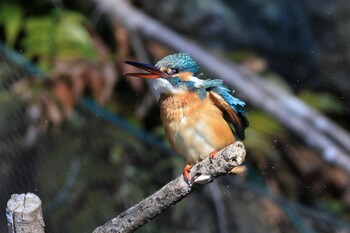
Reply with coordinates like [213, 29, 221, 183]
[152, 78, 174, 96]
[151, 75, 205, 98]
[189, 76, 205, 88]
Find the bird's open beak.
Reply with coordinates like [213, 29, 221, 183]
[124, 61, 165, 79]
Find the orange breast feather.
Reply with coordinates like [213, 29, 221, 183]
[160, 92, 234, 164]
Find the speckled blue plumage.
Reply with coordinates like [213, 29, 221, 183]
[204, 79, 246, 115]
[156, 53, 200, 75]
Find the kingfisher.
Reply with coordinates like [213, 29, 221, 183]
[125, 53, 248, 182]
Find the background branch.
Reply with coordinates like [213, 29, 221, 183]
[95, 0, 350, 174]
[93, 142, 246, 233]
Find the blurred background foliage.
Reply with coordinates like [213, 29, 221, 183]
[0, 0, 350, 233]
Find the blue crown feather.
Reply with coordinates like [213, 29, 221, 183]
[156, 53, 200, 75]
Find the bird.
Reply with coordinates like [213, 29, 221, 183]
[125, 53, 248, 182]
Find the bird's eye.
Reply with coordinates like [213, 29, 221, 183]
[161, 67, 179, 75]
[168, 68, 179, 75]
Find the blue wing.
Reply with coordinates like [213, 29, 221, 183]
[205, 79, 249, 140]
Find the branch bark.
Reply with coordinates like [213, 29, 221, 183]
[93, 142, 246, 233]
[95, 0, 350, 174]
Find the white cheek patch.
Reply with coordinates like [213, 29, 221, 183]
[152, 78, 173, 94]
[188, 76, 205, 88]
[152, 74, 204, 97]
[152, 78, 187, 95]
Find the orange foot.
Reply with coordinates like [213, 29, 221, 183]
[209, 150, 218, 163]
[183, 163, 192, 184]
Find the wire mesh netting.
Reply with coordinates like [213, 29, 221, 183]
[0, 48, 176, 232]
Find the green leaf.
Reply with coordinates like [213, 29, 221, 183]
[227, 50, 252, 62]
[22, 16, 54, 64]
[247, 111, 283, 137]
[243, 129, 273, 154]
[265, 72, 293, 93]
[299, 90, 344, 113]
[21, 10, 97, 71]
[55, 11, 97, 59]
[243, 111, 284, 155]
[0, 4, 23, 47]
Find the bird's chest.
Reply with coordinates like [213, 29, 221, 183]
[159, 93, 203, 129]
[159, 92, 226, 163]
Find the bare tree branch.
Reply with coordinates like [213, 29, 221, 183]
[93, 142, 246, 233]
[95, 0, 350, 174]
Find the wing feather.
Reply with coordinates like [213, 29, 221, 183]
[206, 80, 248, 140]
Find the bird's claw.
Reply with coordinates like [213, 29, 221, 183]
[183, 164, 192, 184]
[209, 150, 217, 163]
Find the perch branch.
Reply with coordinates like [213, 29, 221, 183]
[93, 142, 246, 233]
[95, 0, 350, 174]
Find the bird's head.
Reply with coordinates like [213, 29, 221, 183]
[125, 53, 205, 94]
